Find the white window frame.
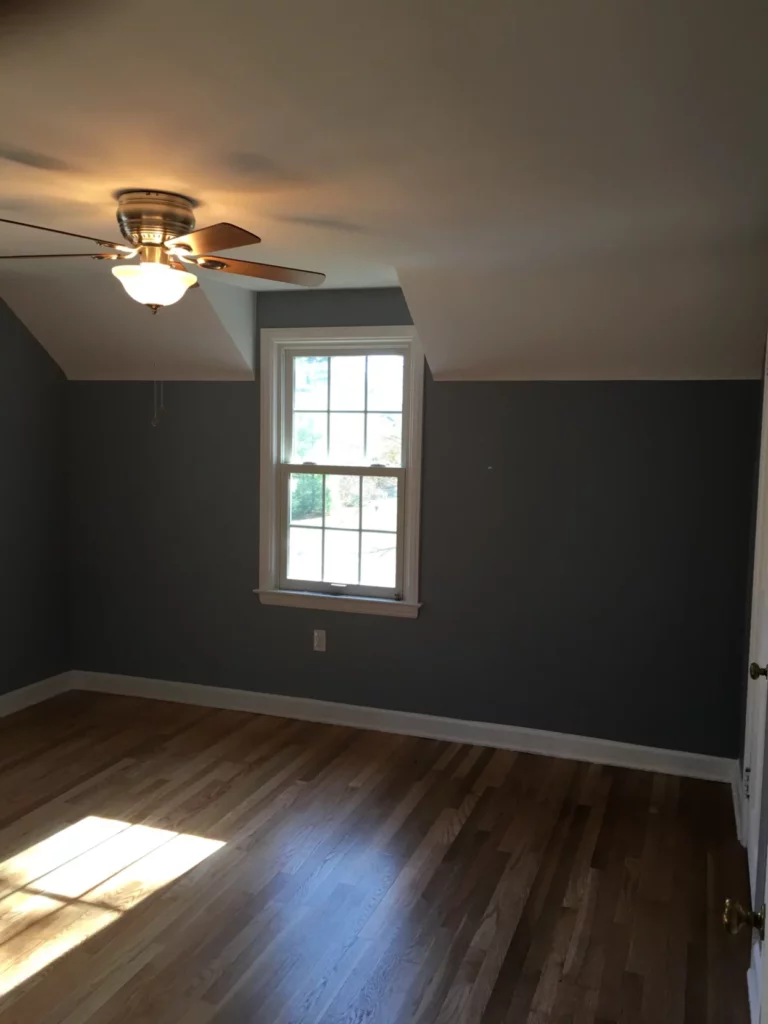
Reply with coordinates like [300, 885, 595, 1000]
[257, 325, 424, 618]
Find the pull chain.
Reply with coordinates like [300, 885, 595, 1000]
[151, 381, 165, 427]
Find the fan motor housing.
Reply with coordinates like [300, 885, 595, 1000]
[115, 190, 197, 247]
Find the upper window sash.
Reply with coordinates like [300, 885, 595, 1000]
[281, 345, 411, 470]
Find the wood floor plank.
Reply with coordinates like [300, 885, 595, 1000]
[0, 691, 752, 1024]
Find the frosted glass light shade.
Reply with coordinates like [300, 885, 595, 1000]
[112, 263, 197, 309]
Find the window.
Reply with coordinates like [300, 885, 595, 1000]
[258, 326, 423, 617]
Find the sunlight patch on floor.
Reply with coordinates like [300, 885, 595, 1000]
[0, 816, 224, 998]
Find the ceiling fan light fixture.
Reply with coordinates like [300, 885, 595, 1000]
[111, 262, 197, 312]
[0, 189, 325, 297]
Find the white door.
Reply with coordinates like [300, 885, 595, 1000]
[743, 341, 768, 895]
[743, 342, 768, 1022]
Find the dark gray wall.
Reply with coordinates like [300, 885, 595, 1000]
[0, 297, 68, 694]
[67, 289, 760, 757]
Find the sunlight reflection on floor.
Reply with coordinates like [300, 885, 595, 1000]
[0, 816, 224, 998]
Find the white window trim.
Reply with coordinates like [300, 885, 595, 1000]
[257, 325, 424, 618]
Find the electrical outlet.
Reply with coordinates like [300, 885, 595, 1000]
[313, 629, 326, 652]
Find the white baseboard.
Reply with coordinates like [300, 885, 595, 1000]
[0, 669, 737, 784]
[58, 669, 733, 783]
[0, 671, 74, 718]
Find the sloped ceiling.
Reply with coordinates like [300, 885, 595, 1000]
[0, 260, 253, 381]
[0, 1, 766, 380]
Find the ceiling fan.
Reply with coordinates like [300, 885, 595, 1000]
[0, 189, 325, 313]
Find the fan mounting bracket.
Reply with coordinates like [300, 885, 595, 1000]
[115, 189, 198, 247]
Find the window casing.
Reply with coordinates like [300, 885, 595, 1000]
[258, 327, 423, 618]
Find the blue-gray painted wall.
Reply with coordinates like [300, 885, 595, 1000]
[0, 298, 68, 694]
[66, 289, 760, 756]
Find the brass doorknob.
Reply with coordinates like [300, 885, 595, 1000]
[750, 663, 768, 679]
[723, 899, 765, 940]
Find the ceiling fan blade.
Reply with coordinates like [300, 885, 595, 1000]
[0, 216, 130, 251]
[192, 255, 325, 287]
[168, 222, 261, 256]
[0, 145, 74, 172]
[0, 252, 122, 259]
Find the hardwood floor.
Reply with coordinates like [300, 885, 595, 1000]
[0, 690, 751, 1023]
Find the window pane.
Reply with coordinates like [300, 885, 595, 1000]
[288, 527, 322, 581]
[292, 413, 327, 462]
[324, 530, 360, 584]
[366, 413, 402, 466]
[330, 356, 365, 411]
[290, 474, 324, 526]
[367, 355, 404, 411]
[293, 356, 328, 411]
[362, 477, 398, 532]
[325, 475, 360, 530]
[329, 413, 365, 465]
[361, 532, 397, 587]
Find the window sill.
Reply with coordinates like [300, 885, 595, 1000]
[255, 589, 421, 618]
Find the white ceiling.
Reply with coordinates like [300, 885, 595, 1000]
[0, 1, 766, 380]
